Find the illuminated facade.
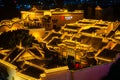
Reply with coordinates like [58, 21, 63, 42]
[0, 11, 120, 79]
[51, 11, 84, 26]
[44, 19, 120, 65]
[21, 7, 84, 30]
[0, 19, 24, 33]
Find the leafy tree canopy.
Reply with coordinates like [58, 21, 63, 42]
[0, 29, 38, 49]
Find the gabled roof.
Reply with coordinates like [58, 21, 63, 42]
[43, 31, 62, 42]
[64, 24, 81, 30]
[81, 27, 100, 34]
[0, 22, 24, 33]
[60, 24, 82, 34]
[112, 43, 120, 51]
[106, 21, 120, 37]
[19, 61, 44, 79]
[95, 48, 120, 62]
[29, 6, 39, 12]
[48, 37, 62, 46]
[4, 46, 44, 63]
[0, 49, 11, 59]
[73, 35, 103, 50]
[0, 25, 10, 32]
[4, 47, 24, 63]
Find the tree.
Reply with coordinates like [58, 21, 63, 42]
[0, 29, 38, 49]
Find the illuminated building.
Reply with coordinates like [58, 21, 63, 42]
[51, 9, 84, 26]
[41, 19, 116, 65]
[21, 7, 84, 30]
[0, 11, 120, 79]
[0, 0, 120, 80]
[0, 19, 24, 33]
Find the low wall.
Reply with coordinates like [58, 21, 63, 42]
[73, 63, 112, 80]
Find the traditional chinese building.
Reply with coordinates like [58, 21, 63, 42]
[21, 7, 84, 30]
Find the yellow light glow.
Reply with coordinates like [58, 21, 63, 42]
[76, 55, 80, 60]
[63, 52, 67, 57]
[45, 66, 68, 73]
[29, 29, 45, 42]
[44, 11, 52, 16]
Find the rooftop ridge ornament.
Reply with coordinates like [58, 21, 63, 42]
[30, 6, 38, 12]
[95, 5, 102, 10]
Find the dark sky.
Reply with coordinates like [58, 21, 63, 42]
[0, 0, 120, 21]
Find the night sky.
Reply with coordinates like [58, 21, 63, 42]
[0, 0, 120, 21]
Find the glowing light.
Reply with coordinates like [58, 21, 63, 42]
[65, 16, 73, 20]
[45, 66, 68, 73]
[61, 16, 65, 20]
[29, 29, 45, 42]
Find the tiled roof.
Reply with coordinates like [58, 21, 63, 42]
[43, 32, 62, 42]
[81, 27, 100, 33]
[48, 38, 62, 46]
[20, 62, 44, 79]
[29, 48, 42, 57]
[5, 47, 23, 62]
[64, 25, 81, 30]
[97, 49, 120, 60]
[112, 44, 120, 51]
